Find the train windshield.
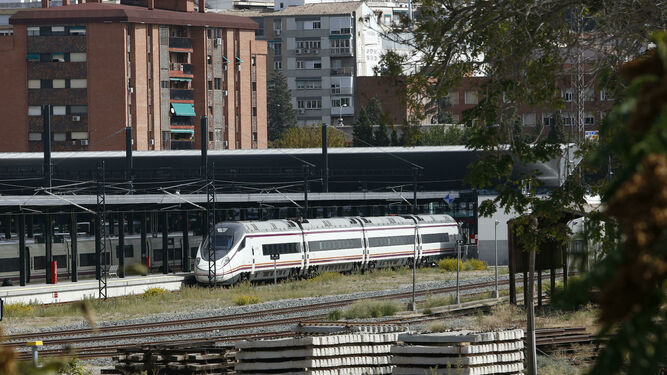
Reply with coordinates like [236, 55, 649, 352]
[200, 224, 244, 261]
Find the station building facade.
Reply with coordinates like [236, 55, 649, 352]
[0, 0, 268, 152]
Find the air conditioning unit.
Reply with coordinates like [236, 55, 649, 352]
[215, 37, 222, 47]
[128, 87, 134, 94]
[314, 49, 319, 54]
[274, 29, 281, 35]
[72, 115, 81, 122]
[80, 139, 88, 146]
[223, 90, 228, 96]
[223, 140, 229, 147]
[295, 48, 301, 54]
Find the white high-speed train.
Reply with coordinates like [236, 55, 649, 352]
[194, 215, 461, 284]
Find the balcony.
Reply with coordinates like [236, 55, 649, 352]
[170, 140, 194, 150]
[169, 62, 194, 75]
[330, 28, 352, 35]
[169, 37, 193, 50]
[170, 117, 194, 126]
[330, 47, 353, 57]
[295, 48, 320, 55]
[331, 87, 353, 95]
[170, 88, 194, 101]
[330, 67, 354, 76]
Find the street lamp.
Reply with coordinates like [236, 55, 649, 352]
[338, 103, 348, 126]
[493, 219, 499, 298]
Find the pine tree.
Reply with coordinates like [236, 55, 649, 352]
[267, 72, 296, 142]
[352, 108, 373, 146]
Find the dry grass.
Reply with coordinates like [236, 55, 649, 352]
[342, 300, 401, 319]
[475, 303, 599, 331]
[1, 267, 502, 330]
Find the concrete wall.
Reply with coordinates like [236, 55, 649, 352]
[476, 194, 518, 266]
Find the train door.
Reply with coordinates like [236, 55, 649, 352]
[356, 218, 369, 268]
[250, 239, 256, 276]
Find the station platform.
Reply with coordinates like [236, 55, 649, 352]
[0, 273, 194, 304]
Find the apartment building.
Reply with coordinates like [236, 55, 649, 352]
[0, 0, 267, 152]
[227, 1, 379, 126]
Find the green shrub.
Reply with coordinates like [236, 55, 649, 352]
[4, 302, 35, 317]
[423, 307, 433, 315]
[142, 287, 168, 298]
[438, 258, 462, 272]
[125, 262, 149, 276]
[327, 309, 342, 320]
[464, 259, 488, 271]
[233, 294, 261, 305]
[342, 300, 400, 319]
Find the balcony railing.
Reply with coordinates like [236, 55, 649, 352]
[295, 48, 320, 55]
[331, 87, 353, 95]
[330, 47, 353, 56]
[169, 37, 193, 50]
[170, 88, 194, 101]
[170, 117, 194, 126]
[170, 140, 194, 150]
[169, 62, 194, 75]
[330, 28, 351, 35]
[330, 67, 354, 76]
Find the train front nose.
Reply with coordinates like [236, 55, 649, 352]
[194, 257, 229, 282]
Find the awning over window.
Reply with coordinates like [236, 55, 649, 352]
[170, 128, 195, 134]
[169, 77, 192, 82]
[170, 103, 196, 117]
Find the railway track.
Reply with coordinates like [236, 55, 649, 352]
[7, 273, 562, 360]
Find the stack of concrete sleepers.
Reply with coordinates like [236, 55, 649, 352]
[391, 329, 525, 375]
[235, 333, 398, 375]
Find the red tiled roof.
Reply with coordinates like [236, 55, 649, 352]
[10, 2, 258, 30]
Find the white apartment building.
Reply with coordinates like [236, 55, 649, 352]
[226, 1, 381, 126]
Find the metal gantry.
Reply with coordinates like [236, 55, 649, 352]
[96, 161, 108, 300]
[207, 162, 216, 286]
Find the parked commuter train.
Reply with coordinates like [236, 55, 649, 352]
[0, 227, 202, 283]
[194, 215, 461, 284]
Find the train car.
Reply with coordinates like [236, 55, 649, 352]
[194, 214, 461, 285]
[0, 231, 202, 283]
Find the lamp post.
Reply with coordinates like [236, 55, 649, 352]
[337, 102, 347, 127]
[493, 219, 499, 298]
[456, 239, 462, 304]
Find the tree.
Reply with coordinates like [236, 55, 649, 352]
[365, 97, 384, 125]
[352, 108, 374, 146]
[380, 2, 664, 374]
[373, 123, 391, 146]
[270, 124, 345, 148]
[420, 125, 468, 145]
[390, 127, 400, 146]
[547, 111, 567, 143]
[267, 72, 296, 141]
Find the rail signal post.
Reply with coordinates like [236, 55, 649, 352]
[271, 252, 280, 285]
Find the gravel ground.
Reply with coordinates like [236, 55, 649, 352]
[8, 272, 517, 374]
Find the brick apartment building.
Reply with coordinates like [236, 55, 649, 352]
[357, 75, 614, 133]
[0, 0, 267, 152]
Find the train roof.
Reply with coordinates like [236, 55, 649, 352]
[238, 220, 300, 234]
[299, 217, 361, 230]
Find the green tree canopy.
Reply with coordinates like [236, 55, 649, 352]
[267, 71, 296, 141]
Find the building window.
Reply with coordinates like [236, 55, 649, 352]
[584, 112, 595, 125]
[26, 53, 40, 62]
[252, 107, 257, 116]
[51, 53, 65, 62]
[51, 26, 65, 35]
[207, 55, 212, 64]
[71, 131, 88, 140]
[53, 132, 67, 141]
[562, 88, 573, 102]
[269, 42, 282, 56]
[522, 112, 536, 127]
[297, 99, 322, 109]
[28, 106, 41, 116]
[68, 26, 86, 36]
[251, 55, 256, 66]
[561, 112, 573, 126]
[28, 80, 40, 89]
[27, 27, 40, 36]
[252, 82, 257, 91]
[330, 82, 340, 93]
[28, 133, 42, 141]
[600, 89, 612, 101]
[161, 80, 169, 89]
[584, 87, 594, 101]
[464, 90, 478, 105]
[447, 90, 459, 105]
[331, 97, 350, 107]
[297, 40, 321, 50]
[384, 14, 391, 25]
[214, 78, 222, 90]
[297, 79, 322, 89]
[208, 80, 213, 90]
[69, 52, 86, 62]
[542, 113, 554, 126]
[70, 105, 88, 114]
[53, 79, 66, 89]
[215, 129, 222, 142]
[70, 79, 87, 88]
[274, 61, 282, 70]
[53, 106, 66, 115]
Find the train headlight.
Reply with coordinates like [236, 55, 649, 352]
[222, 257, 230, 266]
